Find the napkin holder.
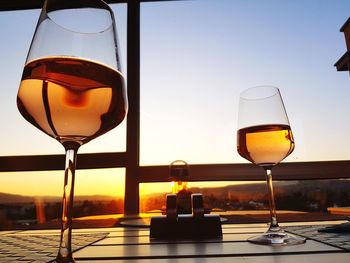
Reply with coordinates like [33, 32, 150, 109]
[150, 193, 222, 239]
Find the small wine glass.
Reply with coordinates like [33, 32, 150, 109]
[17, 0, 127, 262]
[237, 85, 305, 245]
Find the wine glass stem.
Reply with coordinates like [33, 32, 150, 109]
[56, 147, 78, 262]
[265, 168, 279, 230]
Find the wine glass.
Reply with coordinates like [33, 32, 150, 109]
[16, 0, 127, 262]
[237, 86, 305, 245]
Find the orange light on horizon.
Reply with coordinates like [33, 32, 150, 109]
[0, 168, 125, 198]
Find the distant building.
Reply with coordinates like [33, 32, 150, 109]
[335, 17, 350, 73]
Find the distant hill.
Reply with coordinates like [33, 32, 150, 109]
[141, 181, 296, 202]
[0, 182, 275, 204]
[180, 181, 295, 196]
[2, 179, 350, 204]
[0, 193, 120, 204]
[0, 192, 36, 204]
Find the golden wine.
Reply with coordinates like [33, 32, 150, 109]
[17, 56, 127, 146]
[237, 124, 294, 168]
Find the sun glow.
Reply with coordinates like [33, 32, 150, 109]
[0, 168, 125, 197]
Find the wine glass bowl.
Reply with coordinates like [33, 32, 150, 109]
[237, 86, 305, 245]
[237, 123, 295, 169]
[16, 0, 127, 262]
[17, 56, 127, 148]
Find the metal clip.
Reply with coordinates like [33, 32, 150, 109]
[166, 194, 177, 219]
[192, 193, 204, 218]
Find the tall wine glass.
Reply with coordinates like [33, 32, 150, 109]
[237, 86, 305, 245]
[16, 0, 127, 262]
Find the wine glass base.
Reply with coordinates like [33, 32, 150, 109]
[248, 231, 306, 245]
[52, 255, 76, 263]
[51, 259, 76, 263]
[51, 260, 75, 263]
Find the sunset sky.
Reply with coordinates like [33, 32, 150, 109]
[0, 0, 349, 198]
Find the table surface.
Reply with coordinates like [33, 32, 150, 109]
[1, 220, 350, 262]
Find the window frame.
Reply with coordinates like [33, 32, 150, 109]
[0, 0, 349, 215]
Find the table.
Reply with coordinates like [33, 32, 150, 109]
[1, 221, 350, 262]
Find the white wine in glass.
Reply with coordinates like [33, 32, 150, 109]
[17, 0, 127, 262]
[237, 86, 305, 245]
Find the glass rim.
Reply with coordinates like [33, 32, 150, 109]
[240, 85, 280, 101]
[43, 0, 115, 35]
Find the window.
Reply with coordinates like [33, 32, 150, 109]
[138, 0, 350, 217]
[140, 0, 350, 165]
[0, 0, 350, 229]
[0, 5, 127, 156]
[0, 2, 128, 228]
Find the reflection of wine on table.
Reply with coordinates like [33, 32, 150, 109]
[237, 124, 294, 168]
[17, 56, 127, 146]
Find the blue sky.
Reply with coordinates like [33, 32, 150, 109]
[139, 0, 350, 164]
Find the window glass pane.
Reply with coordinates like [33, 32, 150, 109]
[140, 0, 350, 165]
[0, 4, 127, 156]
[139, 179, 350, 222]
[0, 168, 124, 229]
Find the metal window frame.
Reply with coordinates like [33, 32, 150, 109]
[1, 0, 350, 215]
